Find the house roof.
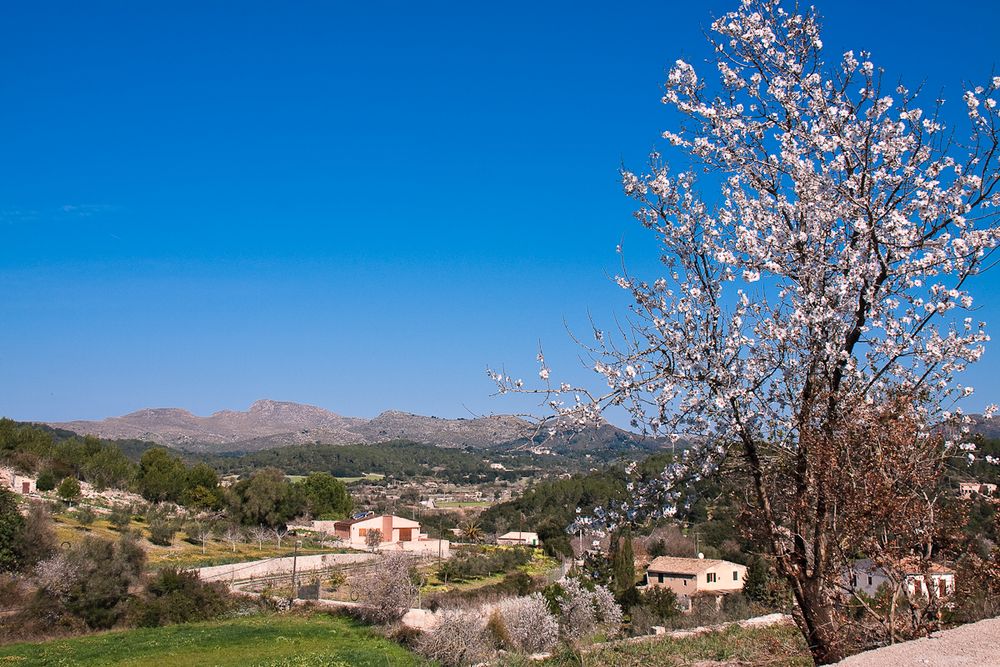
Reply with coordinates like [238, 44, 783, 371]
[897, 558, 955, 576]
[646, 556, 741, 575]
[332, 514, 421, 530]
[499, 531, 538, 540]
[851, 558, 955, 577]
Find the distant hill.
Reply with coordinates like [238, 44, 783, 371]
[46, 399, 667, 454]
[968, 413, 1000, 440]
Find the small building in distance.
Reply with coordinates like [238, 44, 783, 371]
[644, 556, 747, 605]
[307, 514, 449, 556]
[958, 481, 997, 499]
[3, 470, 36, 495]
[846, 558, 956, 599]
[497, 531, 539, 547]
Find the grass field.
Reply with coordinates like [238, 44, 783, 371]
[534, 621, 810, 666]
[419, 547, 558, 594]
[51, 514, 346, 570]
[286, 473, 384, 484]
[0, 613, 425, 667]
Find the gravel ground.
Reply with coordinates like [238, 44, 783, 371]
[838, 617, 1000, 666]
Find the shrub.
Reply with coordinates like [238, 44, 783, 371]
[31, 534, 145, 629]
[354, 552, 417, 624]
[641, 585, 680, 620]
[416, 608, 491, 667]
[56, 477, 81, 504]
[436, 546, 532, 583]
[148, 519, 177, 546]
[35, 470, 57, 492]
[127, 568, 231, 627]
[493, 593, 559, 654]
[109, 504, 132, 531]
[19, 501, 56, 568]
[555, 577, 623, 642]
[74, 507, 96, 526]
[0, 487, 27, 573]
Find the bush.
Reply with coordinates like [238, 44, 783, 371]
[493, 593, 560, 654]
[74, 507, 96, 526]
[109, 504, 132, 531]
[354, 552, 417, 624]
[436, 546, 532, 584]
[641, 585, 680, 620]
[56, 477, 81, 504]
[127, 568, 231, 627]
[36, 470, 57, 492]
[416, 608, 491, 667]
[0, 487, 27, 573]
[629, 586, 681, 635]
[19, 502, 56, 568]
[555, 578, 623, 642]
[30, 534, 145, 629]
[148, 520, 177, 546]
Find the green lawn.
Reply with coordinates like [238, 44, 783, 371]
[0, 613, 425, 667]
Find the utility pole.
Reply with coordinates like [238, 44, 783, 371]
[290, 539, 301, 602]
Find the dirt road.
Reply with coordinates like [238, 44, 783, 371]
[838, 617, 1000, 666]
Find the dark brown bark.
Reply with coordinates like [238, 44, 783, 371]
[793, 576, 847, 665]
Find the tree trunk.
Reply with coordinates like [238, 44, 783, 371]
[794, 578, 846, 665]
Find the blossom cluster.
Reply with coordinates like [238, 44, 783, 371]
[491, 0, 1000, 528]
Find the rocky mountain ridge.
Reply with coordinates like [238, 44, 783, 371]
[47, 399, 662, 453]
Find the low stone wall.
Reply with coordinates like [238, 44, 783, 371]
[196, 552, 376, 583]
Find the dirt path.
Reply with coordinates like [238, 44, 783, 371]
[838, 617, 1000, 666]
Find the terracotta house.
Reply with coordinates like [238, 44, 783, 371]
[297, 514, 448, 556]
[644, 556, 747, 599]
[330, 514, 422, 547]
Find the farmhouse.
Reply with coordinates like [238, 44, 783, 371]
[308, 514, 449, 556]
[497, 531, 539, 547]
[644, 556, 747, 603]
[846, 558, 955, 598]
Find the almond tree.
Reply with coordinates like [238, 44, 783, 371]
[493, 1, 1000, 662]
[219, 524, 245, 553]
[249, 525, 271, 551]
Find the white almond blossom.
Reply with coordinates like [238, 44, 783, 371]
[490, 1, 1000, 662]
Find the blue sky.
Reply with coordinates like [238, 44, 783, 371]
[2, 1, 999, 422]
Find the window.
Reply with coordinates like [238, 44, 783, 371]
[359, 528, 367, 537]
[707, 572, 717, 583]
[658, 573, 664, 584]
[867, 575, 873, 586]
[683, 579, 687, 586]
[733, 571, 739, 581]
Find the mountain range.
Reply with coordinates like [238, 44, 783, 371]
[47, 399, 664, 453]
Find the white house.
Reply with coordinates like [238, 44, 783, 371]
[958, 481, 998, 499]
[4, 470, 36, 495]
[497, 531, 539, 547]
[846, 558, 956, 599]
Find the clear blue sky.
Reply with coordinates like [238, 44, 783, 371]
[3, 1, 999, 422]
